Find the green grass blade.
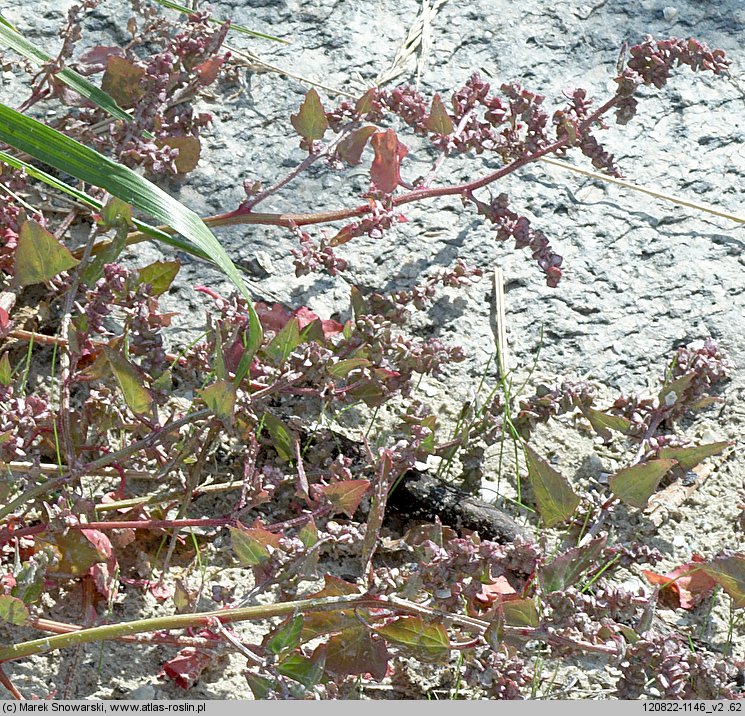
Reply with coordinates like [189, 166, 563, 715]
[0, 23, 134, 125]
[0, 104, 262, 347]
[0, 12, 17, 31]
[153, 0, 289, 43]
[0, 150, 209, 260]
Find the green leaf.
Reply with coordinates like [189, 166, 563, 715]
[244, 672, 274, 699]
[317, 480, 370, 518]
[425, 94, 454, 135]
[0, 103, 263, 349]
[0, 595, 29, 626]
[262, 411, 294, 463]
[229, 523, 282, 567]
[658, 441, 731, 471]
[581, 407, 633, 441]
[14, 220, 79, 287]
[137, 260, 180, 296]
[0, 353, 12, 386]
[375, 616, 450, 662]
[265, 613, 304, 656]
[658, 373, 694, 407]
[277, 649, 325, 688]
[539, 535, 608, 592]
[524, 444, 579, 527]
[702, 554, 745, 608]
[609, 459, 677, 509]
[104, 347, 153, 416]
[326, 357, 370, 378]
[153, 0, 288, 43]
[264, 317, 302, 366]
[0, 23, 133, 124]
[502, 598, 539, 628]
[290, 88, 328, 142]
[298, 518, 318, 549]
[199, 379, 236, 424]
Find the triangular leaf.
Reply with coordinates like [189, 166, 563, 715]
[229, 522, 282, 567]
[609, 459, 677, 509]
[104, 347, 153, 416]
[502, 598, 539, 628]
[316, 480, 370, 518]
[15, 220, 79, 286]
[199, 379, 236, 424]
[539, 535, 608, 592]
[658, 373, 694, 407]
[325, 626, 389, 679]
[581, 407, 633, 441]
[337, 126, 376, 166]
[425, 94, 454, 135]
[0, 594, 29, 625]
[137, 260, 180, 296]
[702, 554, 745, 608]
[290, 88, 328, 142]
[524, 444, 579, 527]
[264, 613, 304, 656]
[277, 648, 325, 688]
[375, 616, 450, 662]
[658, 441, 731, 471]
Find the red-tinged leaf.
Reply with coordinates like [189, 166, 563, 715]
[15, 220, 79, 287]
[157, 135, 201, 174]
[298, 518, 318, 549]
[0, 306, 10, 334]
[581, 407, 633, 441]
[301, 576, 363, 641]
[658, 373, 694, 408]
[702, 553, 745, 608]
[89, 556, 119, 602]
[539, 534, 608, 592]
[355, 88, 377, 116]
[38, 529, 108, 576]
[403, 522, 458, 547]
[643, 554, 717, 610]
[524, 444, 579, 527]
[290, 88, 328, 142]
[81, 528, 113, 559]
[160, 646, 217, 689]
[502, 598, 540, 628]
[76, 45, 125, 76]
[0, 594, 29, 625]
[337, 126, 376, 165]
[137, 260, 180, 296]
[609, 458, 677, 509]
[262, 411, 294, 462]
[325, 626, 389, 679]
[101, 55, 145, 108]
[194, 55, 224, 85]
[199, 379, 236, 424]
[472, 575, 518, 609]
[264, 613, 304, 656]
[327, 357, 371, 378]
[103, 347, 153, 416]
[658, 441, 731, 471]
[316, 479, 370, 518]
[425, 94, 454, 135]
[255, 301, 294, 332]
[375, 616, 450, 662]
[229, 522, 283, 567]
[149, 581, 174, 602]
[370, 128, 409, 194]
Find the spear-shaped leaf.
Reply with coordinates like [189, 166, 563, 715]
[291, 88, 328, 142]
[524, 444, 579, 527]
[15, 220, 79, 286]
[609, 459, 677, 509]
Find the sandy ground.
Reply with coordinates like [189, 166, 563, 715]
[0, 0, 743, 699]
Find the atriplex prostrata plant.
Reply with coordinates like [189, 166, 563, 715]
[0, 1, 741, 700]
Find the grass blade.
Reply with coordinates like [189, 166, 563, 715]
[0, 104, 263, 346]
